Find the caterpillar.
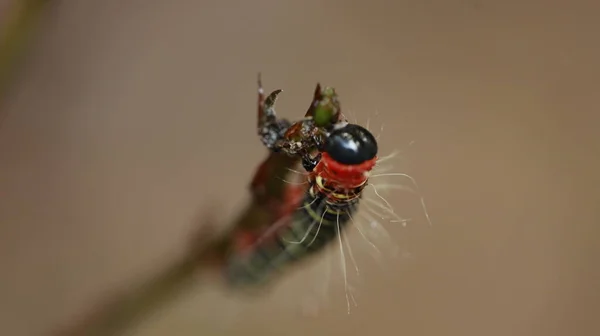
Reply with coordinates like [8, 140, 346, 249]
[217, 77, 434, 320]
[225, 77, 379, 296]
[226, 121, 378, 286]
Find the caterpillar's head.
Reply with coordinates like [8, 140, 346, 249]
[320, 123, 378, 183]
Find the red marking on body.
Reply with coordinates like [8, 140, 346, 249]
[281, 184, 306, 217]
[312, 152, 377, 190]
[250, 158, 271, 196]
[233, 183, 305, 256]
[233, 232, 259, 254]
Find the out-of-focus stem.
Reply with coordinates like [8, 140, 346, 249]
[55, 152, 299, 336]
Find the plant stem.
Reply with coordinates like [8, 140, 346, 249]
[54, 152, 299, 336]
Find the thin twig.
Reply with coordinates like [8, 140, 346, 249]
[53, 152, 299, 336]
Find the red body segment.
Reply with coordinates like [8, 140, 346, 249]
[310, 152, 378, 201]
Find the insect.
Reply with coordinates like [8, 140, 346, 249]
[227, 104, 380, 310]
[224, 77, 433, 316]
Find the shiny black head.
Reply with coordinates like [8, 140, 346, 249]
[323, 123, 378, 165]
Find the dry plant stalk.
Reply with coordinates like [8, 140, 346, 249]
[54, 152, 300, 336]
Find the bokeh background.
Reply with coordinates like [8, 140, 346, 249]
[1, 1, 599, 335]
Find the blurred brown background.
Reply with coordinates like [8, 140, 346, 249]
[1, 1, 599, 335]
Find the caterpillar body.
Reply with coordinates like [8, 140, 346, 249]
[225, 122, 378, 287]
